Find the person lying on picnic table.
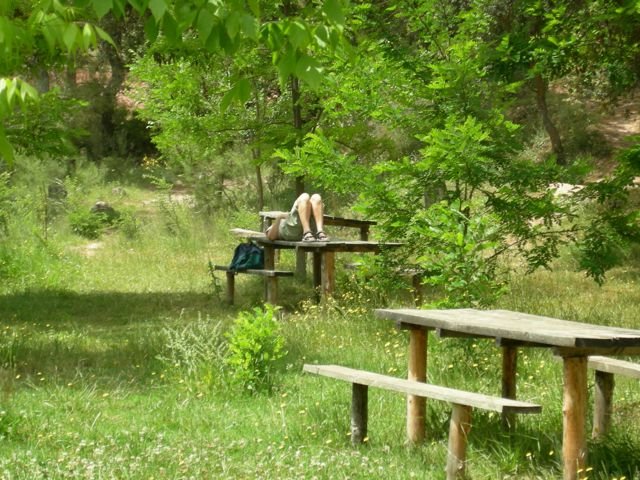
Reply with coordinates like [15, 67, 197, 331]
[265, 193, 330, 242]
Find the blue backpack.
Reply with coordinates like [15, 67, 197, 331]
[229, 242, 264, 271]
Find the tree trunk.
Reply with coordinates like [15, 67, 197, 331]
[534, 74, 566, 165]
[252, 84, 265, 211]
[291, 76, 305, 196]
[254, 160, 264, 211]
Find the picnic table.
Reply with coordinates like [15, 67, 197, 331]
[232, 226, 400, 299]
[227, 212, 402, 300]
[374, 307, 640, 480]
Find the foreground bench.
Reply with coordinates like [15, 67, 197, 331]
[303, 364, 541, 480]
[213, 265, 293, 305]
[588, 355, 640, 439]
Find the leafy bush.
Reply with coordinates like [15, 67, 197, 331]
[225, 305, 286, 394]
[68, 209, 111, 239]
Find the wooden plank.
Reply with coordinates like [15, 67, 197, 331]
[259, 211, 377, 228]
[303, 365, 542, 414]
[588, 356, 640, 379]
[554, 346, 640, 357]
[230, 228, 266, 239]
[375, 308, 640, 349]
[213, 266, 294, 277]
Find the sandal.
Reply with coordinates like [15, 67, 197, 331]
[315, 231, 329, 241]
[302, 231, 316, 242]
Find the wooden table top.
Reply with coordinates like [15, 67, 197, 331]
[231, 228, 401, 252]
[259, 211, 377, 227]
[375, 308, 640, 352]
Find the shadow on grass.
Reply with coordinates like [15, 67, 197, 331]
[0, 289, 224, 326]
[0, 289, 241, 387]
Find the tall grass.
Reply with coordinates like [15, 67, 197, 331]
[0, 162, 639, 479]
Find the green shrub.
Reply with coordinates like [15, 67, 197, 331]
[68, 209, 110, 239]
[116, 208, 143, 239]
[225, 305, 286, 394]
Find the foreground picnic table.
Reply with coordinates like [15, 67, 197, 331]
[375, 308, 640, 480]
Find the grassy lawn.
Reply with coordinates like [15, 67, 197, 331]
[1, 185, 640, 479]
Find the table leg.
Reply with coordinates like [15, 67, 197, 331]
[592, 370, 614, 439]
[312, 252, 321, 302]
[501, 345, 518, 430]
[562, 355, 588, 480]
[446, 404, 472, 480]
[295, 249, 307, 279]
[351, 383, 368, 444]
[407, 328, 427, 444]
[263, 245, 275, 302]
[321, 251, 336, 297]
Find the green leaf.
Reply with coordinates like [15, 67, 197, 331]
[276, 46, 297, 81]
[287, 21, 310, 49]
[128, 0, 147, 15]
[94, 25, 115, 46]
[0, 127, 14, 166]
[196, 8, 215, 41]
[295, 54, 323, 89]
[112, 0, 126, 16]
[225, 10, 241, 39]
[63, 23, 79, 51]
[220, 85, 236, 112]
[5, 78, 16, 105]
[239, 13, 258, 40]
[148, 0, 167, 21]
[92, 0, 113, 18]
[144, 15, 159, 42]
[236, 78, 251, 103]
[19, 81, 38, 102]
[82, 23, 96, 49]
[322, 0, 344, 25]
[162, 13, 179, 43]
[247, 0, 260, 17]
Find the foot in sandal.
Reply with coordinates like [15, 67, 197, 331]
[302, 231, 316, 242]
[315, 231, 329, 241]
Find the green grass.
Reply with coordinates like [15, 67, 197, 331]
[1, 182, 640, 479]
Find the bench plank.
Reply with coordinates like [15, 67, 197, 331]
[303, 364, 541, 414]
[588, 355, 640, 379]
[213, 265, 293, 305]
[213, 265, 294, 277]
[587, 355, 640, 439]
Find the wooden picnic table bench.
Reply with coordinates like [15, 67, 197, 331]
[587, 355, 640, 439]
[212, 265, 294, 305]
[230, 227, 400, 300]
[304, 364, 541, 480]
[374, 308, 640, 480]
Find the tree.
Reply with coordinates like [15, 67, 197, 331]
[0, 0, 348, 165]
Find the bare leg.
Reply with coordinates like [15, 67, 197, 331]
[310, 194, 325, 233]
[294, 193, 313, 233]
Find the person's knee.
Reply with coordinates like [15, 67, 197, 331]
[310, 193, 322, 205]
[296, 193, 311, 206]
